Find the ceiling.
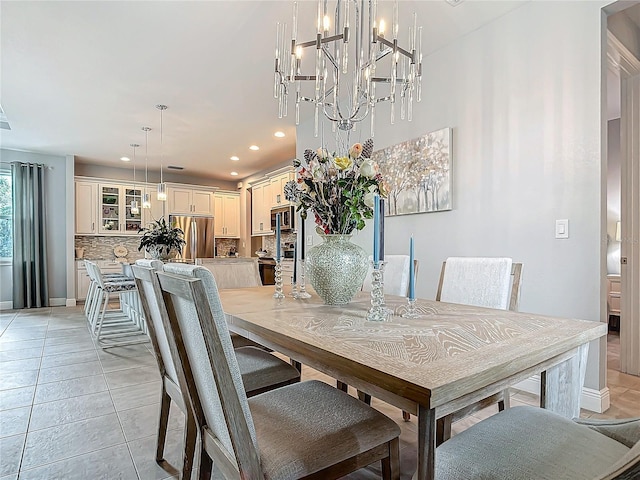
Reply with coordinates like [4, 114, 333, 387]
[1, 1, 527, 181]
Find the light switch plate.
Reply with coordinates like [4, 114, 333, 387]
[556, 219, 569, 239]
[307, 235, 313, 246]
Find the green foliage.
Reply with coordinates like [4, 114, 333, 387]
[138, 217, 186, 255]
[0, 175, 12, 257]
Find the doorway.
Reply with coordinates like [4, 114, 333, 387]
[606, 4, 640, 375]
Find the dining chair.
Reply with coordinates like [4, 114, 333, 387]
[196, 259, 266, 350]
[133, 262, 301, 479]
[155, 269, 401, 480]
[431, 257, 523, 439]
[435, 405, 640, 479]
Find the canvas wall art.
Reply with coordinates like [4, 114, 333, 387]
[373, 127, 452, 216]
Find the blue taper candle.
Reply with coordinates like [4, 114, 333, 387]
[379, 198, 385, 262]
[409, 235, 415, 300]
[293, 243, 297, 283]
[276, 213, 281, 262]
[373, 195, 380, 264]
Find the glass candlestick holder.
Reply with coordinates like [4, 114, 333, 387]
[273, 260, 285, 299]
[367, 261, 389, 322]
[290, 280, 298, 298]
[401, 297, 422, 318]
[296, 260, 312, 299]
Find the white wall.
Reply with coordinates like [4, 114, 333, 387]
[297, 1, 608, 391]
[0, 149, 74, 306]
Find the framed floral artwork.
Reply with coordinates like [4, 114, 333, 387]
[372, 127, 452, 216]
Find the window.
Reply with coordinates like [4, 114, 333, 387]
[0, 173, 12, 259]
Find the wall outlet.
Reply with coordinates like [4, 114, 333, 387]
[307, 235, 313, 246]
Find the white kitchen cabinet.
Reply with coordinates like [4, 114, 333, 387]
[168, 186, 214, 216]
[98, 184, 143, 235]
[214, 191, 240, 238]
[75, 181, 98, 234]
[251, 180, 272, 235]
[270, 171, 294, 207]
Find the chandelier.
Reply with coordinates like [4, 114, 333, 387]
[274, 0, 422, 137]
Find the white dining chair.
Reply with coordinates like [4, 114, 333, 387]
[432, 257, 524, 439]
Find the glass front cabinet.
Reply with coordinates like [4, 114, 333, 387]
[98, 184, 142, 235]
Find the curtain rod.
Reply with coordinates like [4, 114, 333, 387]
[0, 161, 53, 169]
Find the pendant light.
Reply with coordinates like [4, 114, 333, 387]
[130, 143, 140, 214]
[156, 104, 168, 201]
[142, 126, 152, 209]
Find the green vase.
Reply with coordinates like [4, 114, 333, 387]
[306, 234, 368, 305]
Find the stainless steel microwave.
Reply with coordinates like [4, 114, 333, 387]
[271, 206, 295, 231]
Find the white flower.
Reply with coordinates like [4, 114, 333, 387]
[363, 185, 378, 208]
[360, 159, 378, 179]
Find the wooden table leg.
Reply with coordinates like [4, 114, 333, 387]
[540, 343, 589, 418]
[413, 405, 436, 480]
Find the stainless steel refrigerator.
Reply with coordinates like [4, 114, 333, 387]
[169, 215, 215, 261]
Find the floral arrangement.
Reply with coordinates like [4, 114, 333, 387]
[284, 139, 387, 235]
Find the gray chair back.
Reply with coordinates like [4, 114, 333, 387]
[156, 269, 263, 477]
[132, 260, 179, 385]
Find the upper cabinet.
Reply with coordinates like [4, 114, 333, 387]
[168, 186, 214, 216]
[270, 171, 295, 208]
[75, 181, 98, 234]
[98, 184, 142, 234]
[214, 191, 240, 238]
[251, 167, 294, 236]
[251, 180, 272, 236]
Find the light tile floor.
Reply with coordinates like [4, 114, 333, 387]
[0, 308, 638, 479]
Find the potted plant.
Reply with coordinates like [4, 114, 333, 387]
[138, 217, 186, 260]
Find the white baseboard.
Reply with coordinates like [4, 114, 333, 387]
[513, 375, 610, 414]
[50, 298, 67, 307]
[0, 298, 78, 310]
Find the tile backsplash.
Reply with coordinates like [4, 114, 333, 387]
[261, 232, 297, 257]
[75, 236, 144, 262]
[76, 235, 241, 260]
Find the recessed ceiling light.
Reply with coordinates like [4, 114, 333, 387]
[230, 156, 240, 161]
[249, 145, 260, 151]
[230, 171, 239, 176]
[120, 156, 130, 162]
[274, 131, 285, 138]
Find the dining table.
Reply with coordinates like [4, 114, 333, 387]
[219, 286, 607, 480]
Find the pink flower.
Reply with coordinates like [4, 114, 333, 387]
[349, 143, 363, 159]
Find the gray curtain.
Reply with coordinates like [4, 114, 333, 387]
[12, 162, 49, 308]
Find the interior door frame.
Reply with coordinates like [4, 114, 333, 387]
[608, 31, 640, 375]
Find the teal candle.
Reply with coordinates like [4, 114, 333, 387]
[409, 235, 415, 300]
[276, 213, 281, 262]
[373, 195, 380, 264]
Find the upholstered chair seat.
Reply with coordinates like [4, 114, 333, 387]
[436, 406, 640, 480]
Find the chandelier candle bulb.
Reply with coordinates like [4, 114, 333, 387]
[409, 236, 415, 300]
